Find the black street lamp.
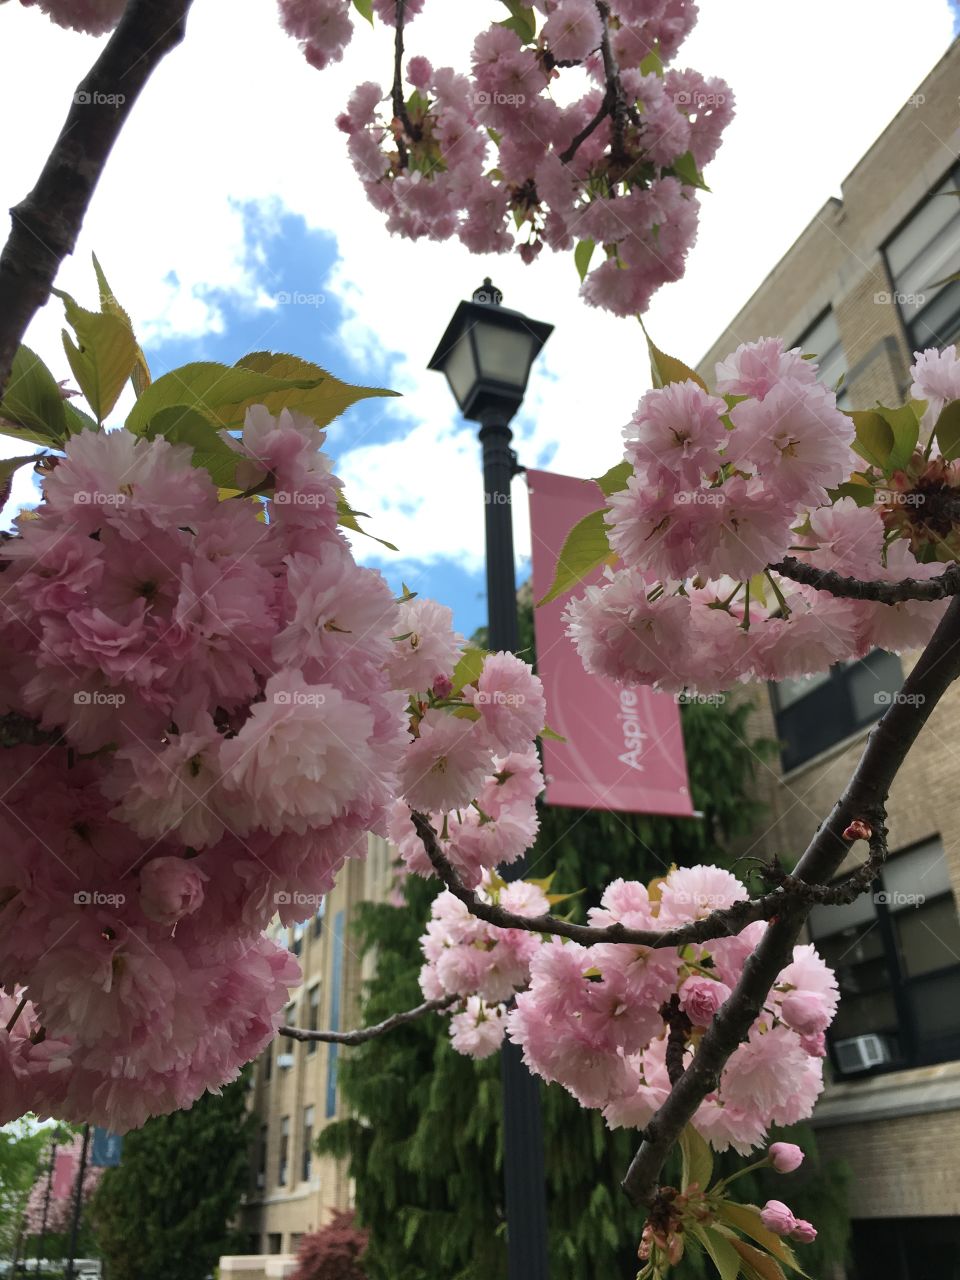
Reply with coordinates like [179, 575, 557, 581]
[429, 279, 553, 1280]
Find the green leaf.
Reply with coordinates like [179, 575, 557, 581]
[717, 1203, 809, 1277]
[497, 0, 536, 42]
[92, 253, 151, 397]
[728, 1237, 788, 1280]
[352, 0, 374, 23]
[336, 496, 398, 552]
[691, 1225, 741, 1280]
[934, 399, 960, 461]
[574, 238, 596, 282]
[829, 476, 876, 508]
[125, 361, 325, 435]
[639, 44, 663, 77]
[593, 459, 632, 497]
[53, 287, 138, 422]
[673, 149, 710, 191]
[451, 646, 488, 694]
[539, 724, 567, 742]
[226, 352, 398, 429]
[536, 507, 612, 607]
[643, 325, 709, 391]
[848, 409, 895, 471]
[0, 345, 68, 444]
[679, 1124, 714, 1193]
[876, 402, 920, 472]
[143, 406, 241, 488]
[0, 454, 40, 508]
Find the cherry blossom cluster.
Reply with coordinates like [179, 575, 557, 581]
[17, 0, 126, 36]
[0, 405, 547, 1131]
[565, 340, 960, 694]
[429, 866, 837, 1156]
[335, 0, 734, 315]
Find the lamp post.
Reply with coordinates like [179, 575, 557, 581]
[429, 279, 553, 1280]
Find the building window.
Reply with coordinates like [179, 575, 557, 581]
[256, 1123, 267, 1190]
[797, 307, 849, 406]
[302, 1105, 314, 1182]
[278, 1116, 290, 1187]
[885, 165, 960, 351]
[851, 1215, 960, 1279]
[808, 837, 960, 1076]
[307, 985, 321, 1057]
[291, 920, 304, 957]
[770, 650, 903, 771]
[267, 1233, 282, 1255]
[314, 896, 326, 939]
[263, 1039, 272, 1084]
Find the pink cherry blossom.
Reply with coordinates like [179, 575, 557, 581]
[761, 1201, 799, 1236]
[399, 709, 493, 814]
[139, 857, 208, 927]
[769, 1141, 804, 1173]
[466, 651, 546, 752]
[678, 975, 731, 1027]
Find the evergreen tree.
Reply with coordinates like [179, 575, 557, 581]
[90, 1077, 253, 1280]
[0, 1120, 48, 1264]
[319, 624, 852, 1278]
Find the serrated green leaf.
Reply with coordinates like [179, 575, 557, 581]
[691, 1225, 741, 1280]
[451, 646, 488, 694]
[934, 399, 960, 461]
[829, 476, 877, 508]
[643, 325, 709, 391]
[876, 402, 920, 472]
[92, 253, 151, 397]
[673, 149, 710, 191]
[593, 459, 632, 497]
[729, 1237, 788, 1280]
[639, 44, 663, 76]
[352, 0, 373, 23]
[539, 723, 567, 742]
[0, 454, 40, 508]
[53, 287, 138, 422]
[226, 352, 398, 430]
[143, 406, 241, 488]
[717, 1203, 809, 1276]
[848, 409, 895, 471]
[536, 507, 612, 606]
[62, 401, 100, 436]
[0, 345, 68, 444]
[125, 362, 326, 435]
[337, 496, 398, 552]
[679, 1124, 714, 1192]
[496, 0, 536, 42]
[574, 238, 596, 282]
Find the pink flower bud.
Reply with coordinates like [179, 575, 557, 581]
[760, 1201, 798, 1237]
[678, 976, 732, 1028]
[791, 1220, 817, 1244]
[780, 990, 831, 1037]
[139, 857, 207, 927]
[432, 673, 453, 699]
[769, 1142, 804, 1173]
[800, 1030, 827, 1058]
[843, 819, 872, 842]
[407, 55, 433, 89]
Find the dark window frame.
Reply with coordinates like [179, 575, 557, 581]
[883, 162, 960, 352]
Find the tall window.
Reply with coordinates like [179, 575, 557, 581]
[770, 651, 903, 771]
[797, 308, 849, 406]
[291, 920, 305, 957]
[885, 164, 960, 350]
[314, 896, 326, 939]
[263, 1039, 272, 1083]
[256, 1124, 267, 1190]
[808, 837, 960, 1075]
[278, 1116, 290, 1187]
[307, 984, 321, 1057]
[302, 1105, 315, 1182]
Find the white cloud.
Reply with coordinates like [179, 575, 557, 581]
[1, 0, 955, 568]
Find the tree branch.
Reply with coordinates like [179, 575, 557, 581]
[277, 993, 457, 1046]
[770, 556, 960, 603]
[0, 0, 195, 399]
[621, 593, 960, 1208]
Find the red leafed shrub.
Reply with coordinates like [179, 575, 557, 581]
[289, 1210, 369, 1280]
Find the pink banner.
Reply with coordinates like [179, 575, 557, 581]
[527, 469, 693, 816]
[52, 1147, 77, 1199]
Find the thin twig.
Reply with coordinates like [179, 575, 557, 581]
[0, 0, 195, 399]
[5, 992, 29, 1034]
[621, 593, 960, 1208]
[770, 556, 960, 603]
[278, 993, 457, 1046]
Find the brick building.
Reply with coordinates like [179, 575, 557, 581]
[697, 39, 960, 1280]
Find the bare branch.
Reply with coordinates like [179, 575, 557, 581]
[621, 594, 960, 1208]
[5, 992, 28, 1034]
[770, 556, 960, 603]
[0, 0, 195, 398]
[277, 993, 457, 1046]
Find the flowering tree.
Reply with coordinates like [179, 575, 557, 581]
[2, 2, 960, 1278]
[289, 1210, 369, 1280]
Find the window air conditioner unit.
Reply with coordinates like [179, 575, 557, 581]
[276, 1052, 295, 1069]
[834, 1033, 893, 1074]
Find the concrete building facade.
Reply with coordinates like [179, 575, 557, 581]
[697, 39, 960, 1280]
